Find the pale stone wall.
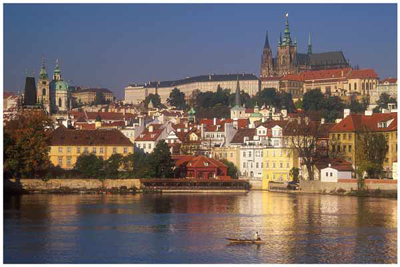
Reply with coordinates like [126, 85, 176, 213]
[300, 179, 397, 192]
[9, 178, 141, 191]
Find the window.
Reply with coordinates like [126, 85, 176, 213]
[58, 147, 63, 153]
[58, 98, 62, 107]
[230, 153, 233, 158]
[349, 134, 352, 140]
[58, 156, 63, 166]
[354, 83, 357, 91]
[100, 147, 104, 154]
[67, 157, 72, 167]
[273, 162, 276, 168]
[149, 144, 152, 149]
[280, 150, 283, 157]
[256, 163, 259, 168]
[337, 145, 341, 152]
[343, 145, 346, 152]
[266, 151, 269, 157]
[266, 162, 269, 168]
[243, 162, 246, 168]
[261, 151, 263, 157]
[337, 134, 341, 140]
[330, 172, 333, 177]
[113, 147, 117, 154]
[280, 162, 283, 168]
[332, 134, 335, 140]
[124, 147, 128, 154]
[77, 147, 81, 154]
[261, 163, 263, 168]
[273, 151, 276, 157]
[286, 162, 289, 168]
[348, 145, 352, 152]
[249, 151, 252, 157]
[93, 147, 97, 154]
[42, 88, 46, 96]
[144, 144, 147, 149]
[243, 151, 246, 157]
[84, 147, 89, 153]
[349, 84, 352, 91]
[66, 147, 71, 153]
[343, 134, 346, 140]
[326, 172, 329, 177]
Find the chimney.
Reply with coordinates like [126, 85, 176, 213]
[321, 118, 325, 124]
[213, 118, 217, 125]
[149, 125, 154, 132]
[328, 163, 331, 167]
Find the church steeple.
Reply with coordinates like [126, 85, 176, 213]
[264, 31, 270, 49]
[283, 13, 292, 46]
[53, 59, 61, 81]
[39, 55, 48, 79]
[278, 32, 282, 46]
[234, 75, 241, 107]
[308, 32, 313, 54]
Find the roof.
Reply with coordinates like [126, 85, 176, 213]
[330, 113, 397, 133]
[347, 69, 378, 79]
[295, 53, 310, 65]
[173, 155, 227, 169]
[280, 74, 303, 82]
[50, 126, 133, 146]
[230, 128, 257, 144]
[300, 68, 351, 81]
[135, 124, 164, 142]
[316, 158, 353, 172]
[143, 73, 259, 88]
[380, 78, 397, 84]
[74, 88, 114, 94]
[71, 111, 135, 121]
[309, 51, 348, 66]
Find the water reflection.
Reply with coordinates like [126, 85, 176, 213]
[4, 192, 397, 264]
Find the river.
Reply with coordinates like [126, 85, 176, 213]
[3, 191, 397, 263]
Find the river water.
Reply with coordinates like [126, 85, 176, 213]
[3, 191, 397, 264]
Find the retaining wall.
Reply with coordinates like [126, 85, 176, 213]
[300, 179, 397, 193]
[7, 178, 141, 192]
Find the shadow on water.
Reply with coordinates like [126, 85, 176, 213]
[4, 178, 28, 195]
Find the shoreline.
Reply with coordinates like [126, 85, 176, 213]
[267, 189, 397, 199]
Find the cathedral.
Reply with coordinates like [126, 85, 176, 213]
[36, 56, 70, 115]
[260, 14, 350, 78]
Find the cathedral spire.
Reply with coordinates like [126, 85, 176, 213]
[53, 59, 62, 81]
[39, 54, 48, 79]
[264, 31, 270, 49]
[234, 75, 241, 107]
[308, 32, 313, 54]
[283, 13, 292, 46]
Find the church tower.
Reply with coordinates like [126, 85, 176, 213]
[276, 13, 298, 76]
[307, 32, 313, 54]
[260, 31, 274, 78]
[36, 55, 51, 114]
[50, 59, 69, 114]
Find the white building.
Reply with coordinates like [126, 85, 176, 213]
[370, 78, 397, 104]
[320, 163, 353, 182]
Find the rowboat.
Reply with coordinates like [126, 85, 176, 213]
[226, 238, 266, 244]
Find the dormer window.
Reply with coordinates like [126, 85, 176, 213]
[378, 122, 388, 128]
[204, 162, 209, 167]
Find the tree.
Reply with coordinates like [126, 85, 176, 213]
[295, 99, 303, 110]
[104, 153, 124, 178]
[374, 93, 397, 113]
[74, 154, 105, 178]
[346, 95, 368, 113]
[302, 89, 325, 111]
[93, 92, 110, 106]
[256, 88, 280, 108]
[289, 167, 300, 183]
[147, 140, 174, 178]
[144, 93, 164, 109]
[4, 110, 54, 178]
[220, 159, 238, 179]
[284, 119, 322, 181]
[278, 92, 296, 113]
[356, 130, 389, 178]
[167, 88, 187, 110]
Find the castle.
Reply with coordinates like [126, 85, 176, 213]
[260, 13, 350, 78]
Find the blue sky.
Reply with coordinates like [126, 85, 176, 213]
[4, 4, 397, 99]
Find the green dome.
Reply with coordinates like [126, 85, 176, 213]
[250, 112, 262, 118]
[50, 80, 69, 91]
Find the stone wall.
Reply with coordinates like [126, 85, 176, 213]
[7, 178, 141, 192]
[300, 179, 397, 193]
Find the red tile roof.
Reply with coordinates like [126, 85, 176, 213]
[347, 69, 378, 79]
[301, 68, 351, 81]
[281, 74, 303, 82]
[380, 78, 397, 84]
[330, 113, 397, 133]
[50, 126, 133, 146]
[135, 124, 164, 141]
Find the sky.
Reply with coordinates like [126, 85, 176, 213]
[4, 3, 397, 99]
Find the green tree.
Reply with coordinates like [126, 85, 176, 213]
[373, 93, 397, 113]
[257, 88, 280, 108]
[278, 92, 296, 113]
[147, 140, 174, 178]
[4, 110, 54, 178]
[302, 89, 325, 111]
[167, 88, 187, 110]
[289, 167, 300, 182]
[93, 92, 110, 106]
[74, 154, 105, 178]
[144, 93, 164, 109]
[356, 130, 389, 178]
[295, 99, 303, 110]
[220, 159, 238, 179]
[104, 153, 123, 178]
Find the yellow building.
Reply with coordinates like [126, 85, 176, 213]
[72, 88, 115, 105]
[49, 125, 133, 169]
[329, 112, 397, 176]
[211, 146, 240, 169]
[262, 147, 299, 190]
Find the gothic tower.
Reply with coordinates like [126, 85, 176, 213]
[260, 31, 273, 78]
[307, 32, 313, 55]
[276, 13, 298, 76]
[36, 55, 51, 114]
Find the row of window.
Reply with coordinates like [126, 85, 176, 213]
[331, 133, 352, 140]
[205, 133, 224, 138]
[136, 143, 152, 150]
[265, 173, 288, 181]
[58, 146, 130, 154]
[332, 144, 352, 153]
[243, 161, 290, 169]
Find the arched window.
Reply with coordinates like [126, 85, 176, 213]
[42, 88, 46, 96]
[354, 83, 357, 91]
[58, 98, 62, 107]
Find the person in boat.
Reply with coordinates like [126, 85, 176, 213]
[254, 231, 261, 241]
